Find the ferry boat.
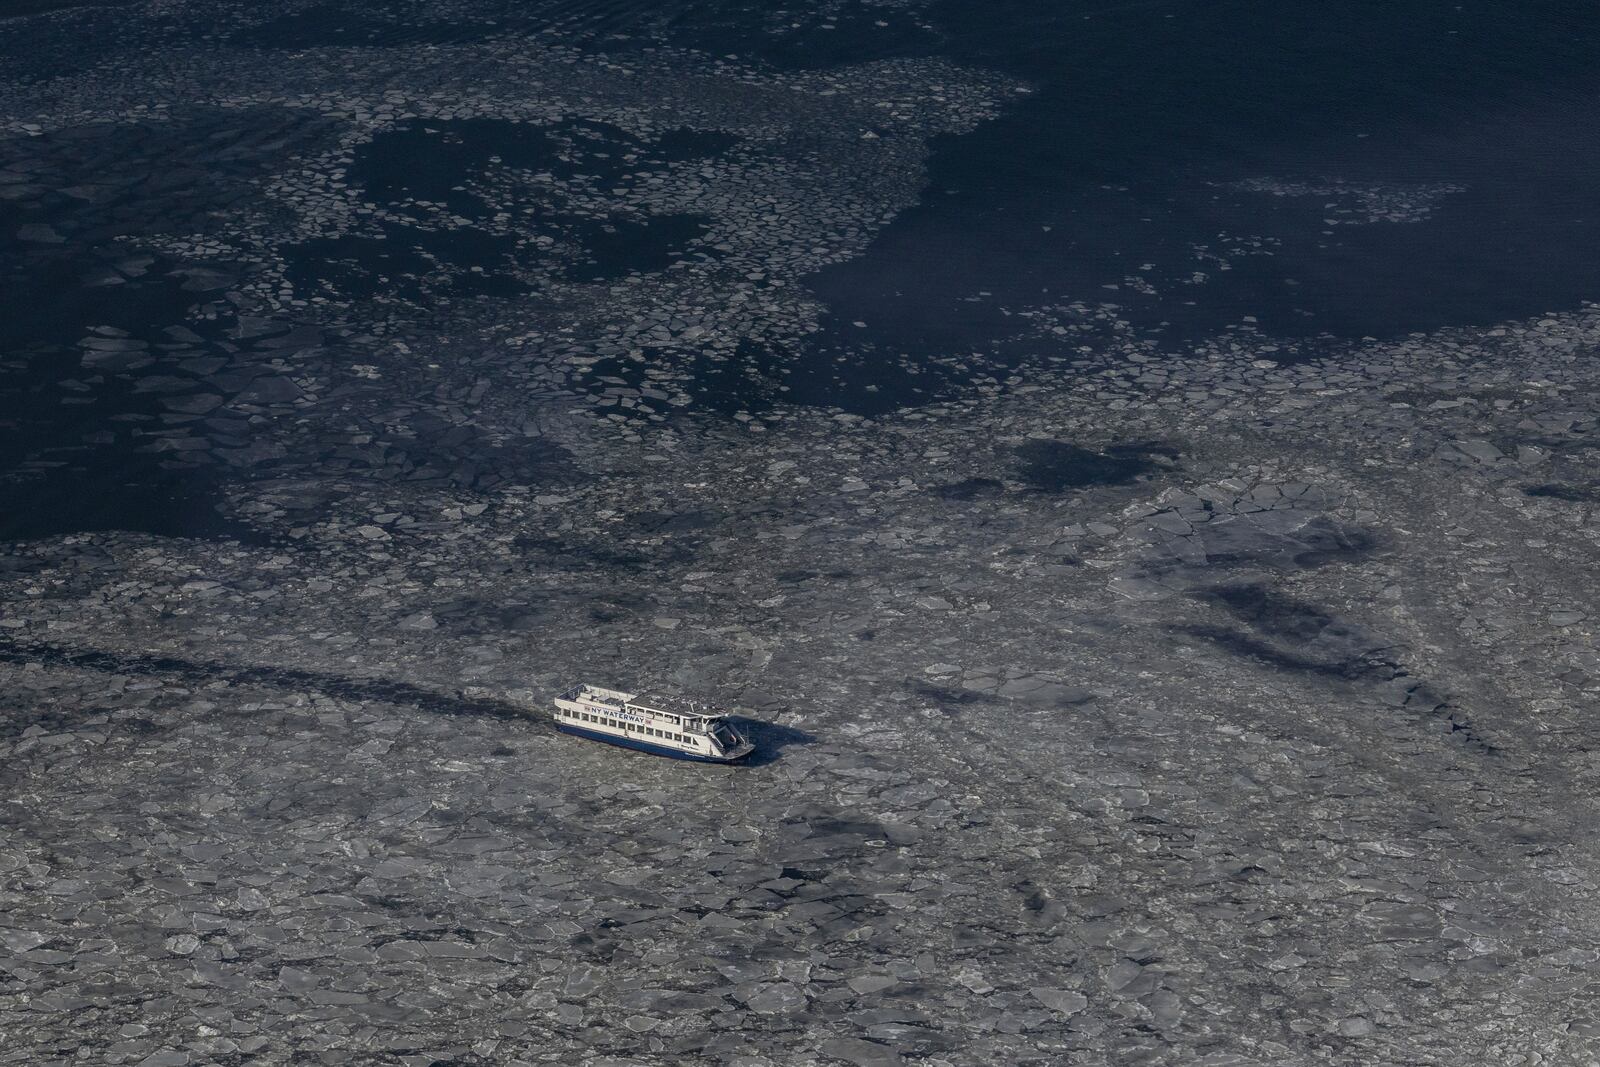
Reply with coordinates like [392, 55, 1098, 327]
[553, 683, 755, 762]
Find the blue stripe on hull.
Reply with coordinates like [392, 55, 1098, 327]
[556, 721, 746, 763]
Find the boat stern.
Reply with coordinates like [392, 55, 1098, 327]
[707, 721, 755, 762]
[714, 738, 755, 762]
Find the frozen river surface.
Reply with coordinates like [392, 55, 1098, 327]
[4, 2, 1600, 1065]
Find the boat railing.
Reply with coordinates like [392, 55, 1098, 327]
[556, 682, 585, 702]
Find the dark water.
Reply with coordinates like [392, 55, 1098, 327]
[800, 0, 1600, 403]
[0, 0, 136, 17]
[436, 0, 1600, 409]
[0, 111, 340, 543]
[281, 117, 729, 300]
[4, 0, 1600, 537]
[236, 4, 497, 49]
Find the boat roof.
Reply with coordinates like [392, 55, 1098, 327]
[628, 691, 724, 719]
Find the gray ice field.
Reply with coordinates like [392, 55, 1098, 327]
[3, 2, 1600, 1065]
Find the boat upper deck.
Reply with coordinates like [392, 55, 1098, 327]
[629, 691, 723, 721]
[560, 684, 727, 722]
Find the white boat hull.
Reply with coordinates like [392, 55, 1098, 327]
[555, 719, 751, 762]
[552, 683, 755, 762]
